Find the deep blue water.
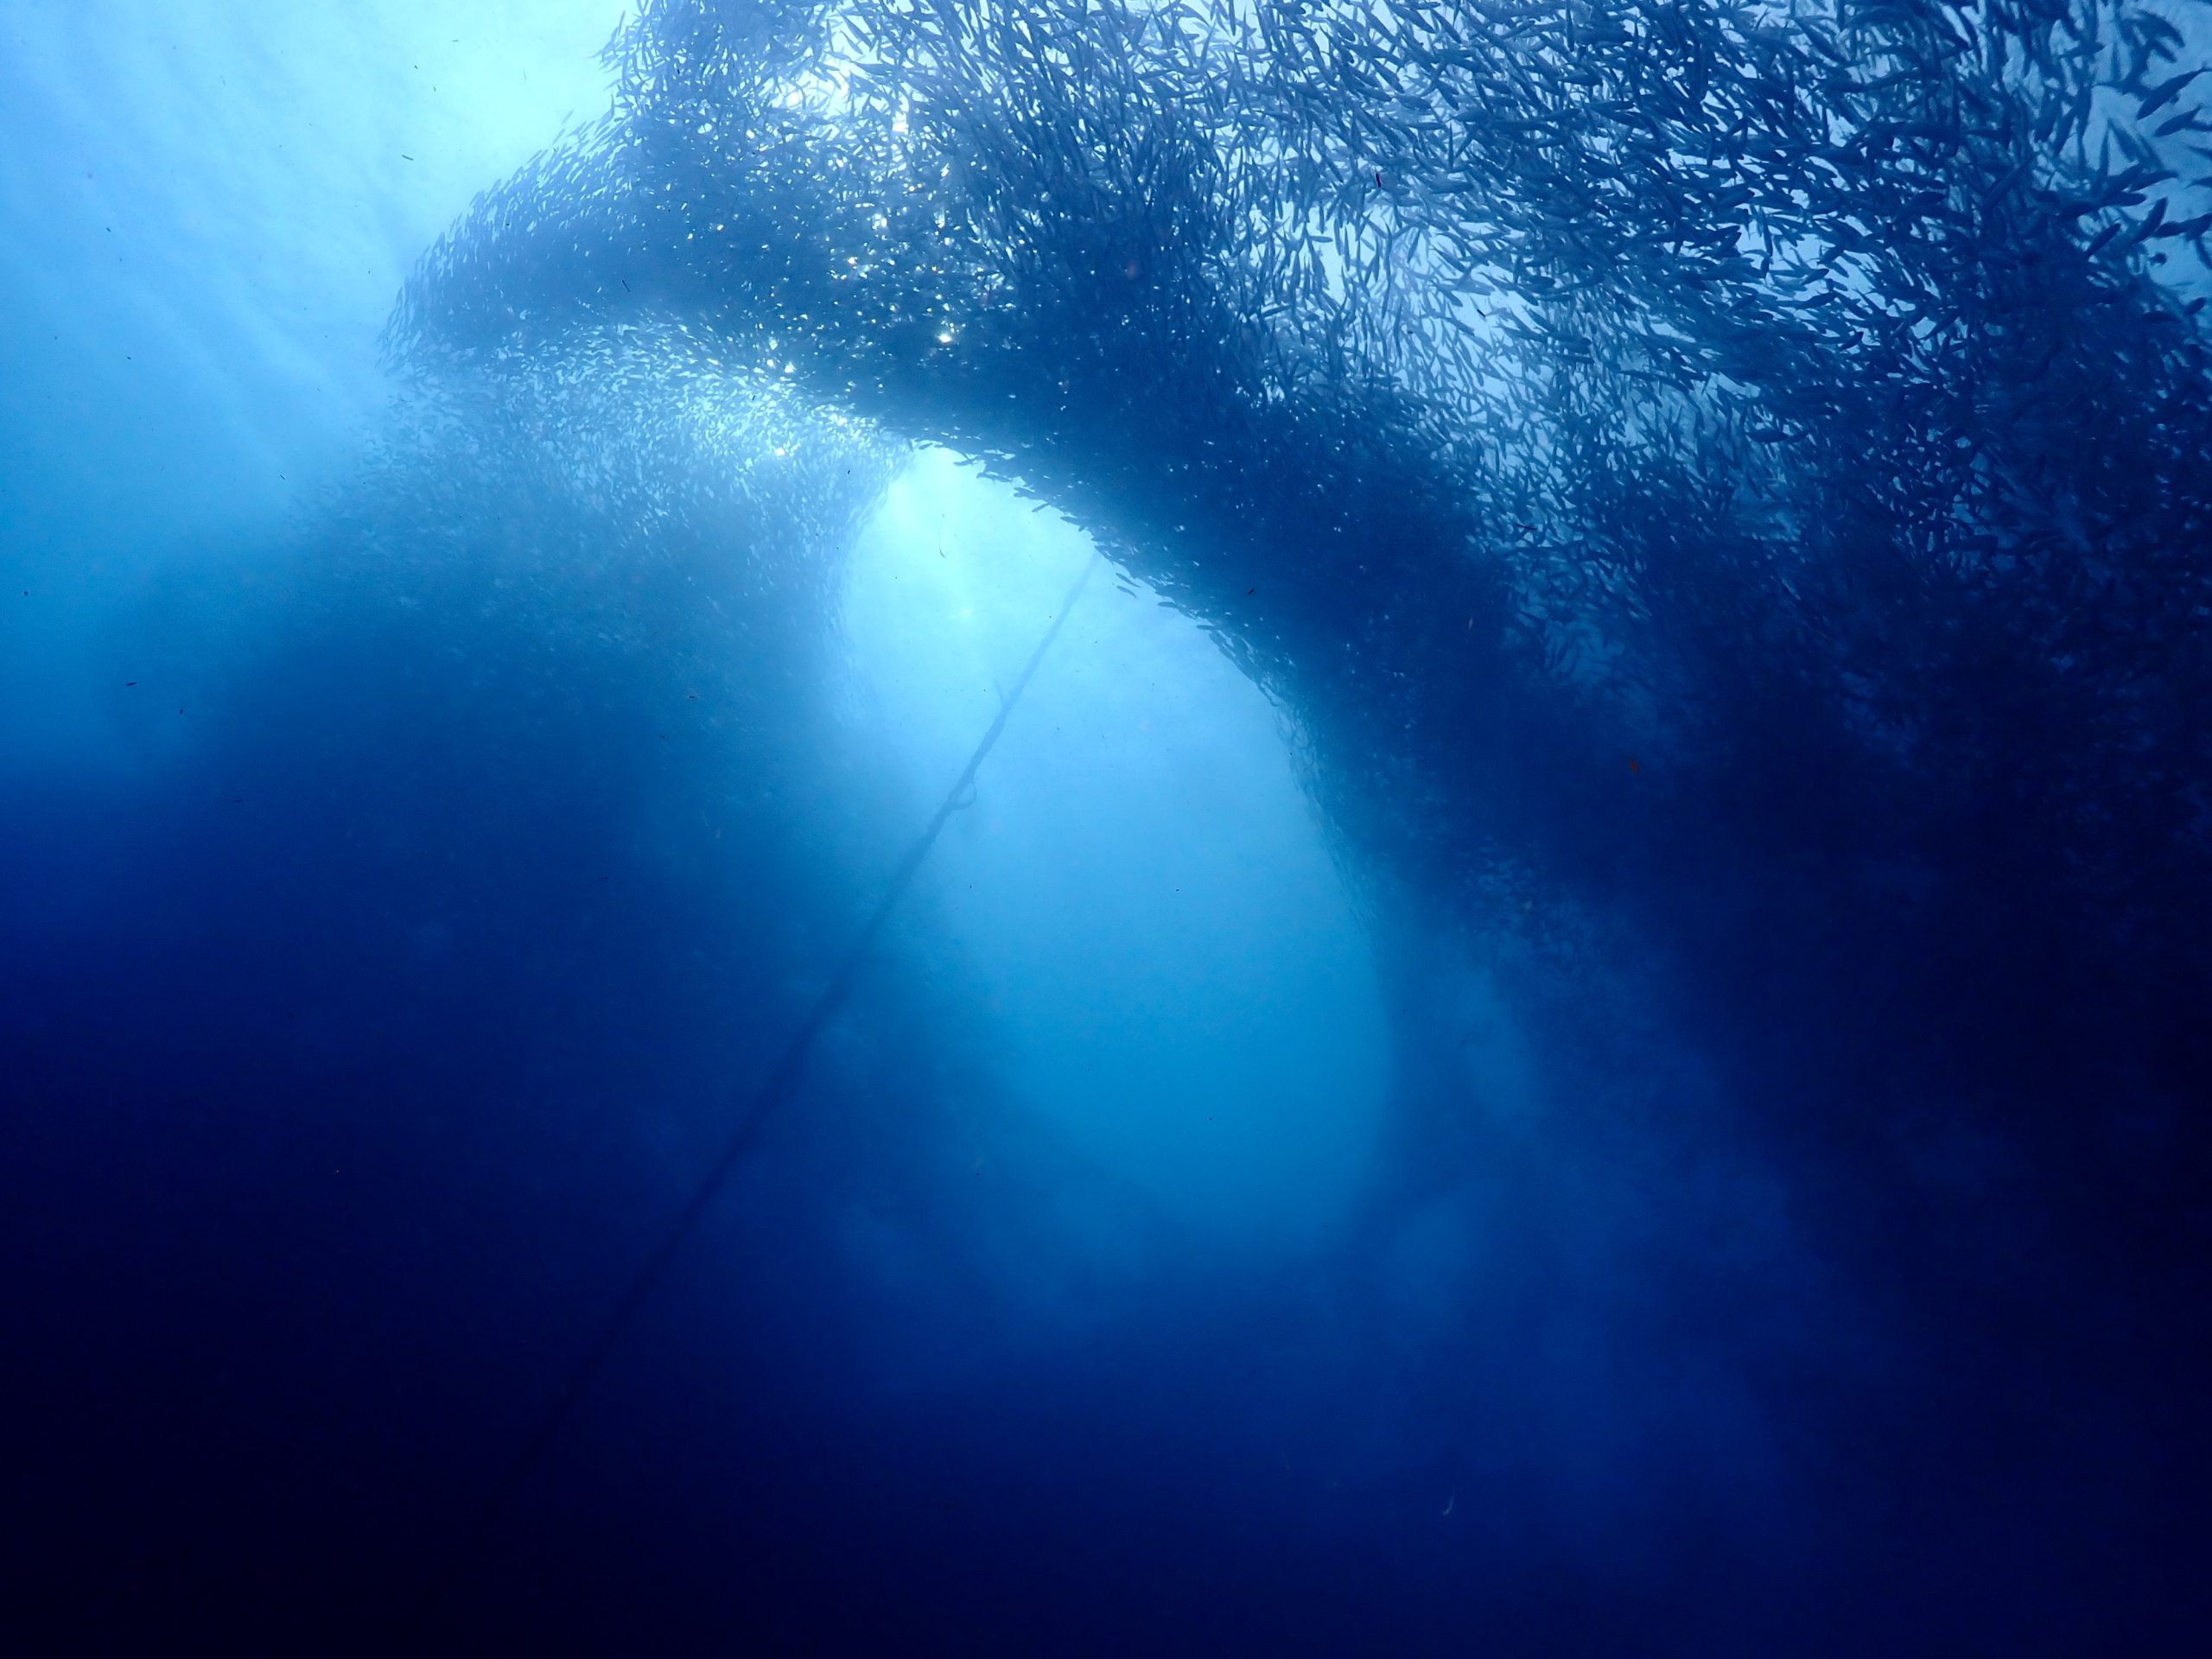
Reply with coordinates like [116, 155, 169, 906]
[4, 3, 2209, 1653]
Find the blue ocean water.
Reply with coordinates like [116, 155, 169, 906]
[3, 2, 2209, 1652]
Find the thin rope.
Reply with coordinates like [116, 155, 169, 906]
[409, 551, 1099, 1631]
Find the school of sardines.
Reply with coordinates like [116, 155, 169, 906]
[380, 0, 2211, 1009]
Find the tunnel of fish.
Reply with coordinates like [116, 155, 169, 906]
[3, 2, 2209, 1654]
